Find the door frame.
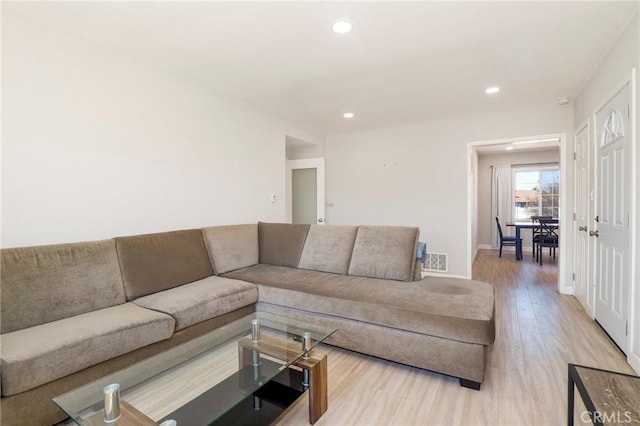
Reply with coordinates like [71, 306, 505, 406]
[465, 132, 570, 294]
[286, 158, 326, 224]
[629, 68, 640, 374]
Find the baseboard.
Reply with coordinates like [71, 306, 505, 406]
[479, 245, 535, 254]
[421, 271, 469, 280]
[628, 351, 640, 375]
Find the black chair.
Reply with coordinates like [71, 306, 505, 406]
[496, 216, 522, 260]
[531, 215, 553, 258]
[536, 218, 559, 265]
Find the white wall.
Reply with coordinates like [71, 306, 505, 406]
[477, 149, 560, 250]
[285, 134, 326, 160]
[325, 104, 573, 277]
[1, 12, 322, 247]
[574, 14, 639, 126]
[572, 13, 640, 373]
[286, 144, 325, 160]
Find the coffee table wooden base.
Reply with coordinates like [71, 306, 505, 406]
[294, 353, 328, 424]
[239, 336, 328, 424]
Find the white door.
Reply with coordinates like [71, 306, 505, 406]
[574, 122, 593, 316]
[292, 168, 318, 224]
[594, 83, 631, 353]
[287, 158, 325, 225]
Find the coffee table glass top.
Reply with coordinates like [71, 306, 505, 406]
[54, 312, 336, 425]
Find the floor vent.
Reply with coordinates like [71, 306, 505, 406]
[423, 252, 448, 273]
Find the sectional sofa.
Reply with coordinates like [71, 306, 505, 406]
[0, 222, 495, 425]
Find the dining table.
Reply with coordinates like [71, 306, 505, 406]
[506, 220, 559, 260]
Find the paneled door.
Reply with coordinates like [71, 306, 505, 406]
[574, 122, 593, 316]
[286, 158, 326, 225]
[594, 82, 631, 353]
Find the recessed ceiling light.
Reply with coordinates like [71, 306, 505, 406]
[557, 97, 571, 105]
[505, 146, 514, 150]
[485, 86, 500, 94]
[343, 112, 354, 119]
[332, 20, 352, 34]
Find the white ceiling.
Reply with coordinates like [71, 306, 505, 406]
[6, 1, 638, 134]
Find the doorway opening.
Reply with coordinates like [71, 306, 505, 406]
[466, 133, 569, 294]
[285, 136, 325, 225]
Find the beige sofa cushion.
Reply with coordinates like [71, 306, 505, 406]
[298, 225, 358, 274]
[202, 224, 258, 274]
[115, 230, 214, 300]
[224, 265, 495, 346]
[0, 303, 175, 396]
[0, 240, 125, 334]
[348, 226, 419, 281]
[132, 276, 257, 331]
[258, 222, 309, 267]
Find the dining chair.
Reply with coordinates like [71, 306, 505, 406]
[537, 218, 559, 265]
[531, 215, 553, 258]
[496, 216, 522, 260]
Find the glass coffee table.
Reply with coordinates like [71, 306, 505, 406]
[54, 312, 336, 425]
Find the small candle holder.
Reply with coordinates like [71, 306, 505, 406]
[251, 319, 260, 343]
[103, 383, 121, 423]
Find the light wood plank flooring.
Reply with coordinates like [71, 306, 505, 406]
[275, 249, 634, 426]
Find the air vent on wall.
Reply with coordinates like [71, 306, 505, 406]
[422, 252, 448, 273]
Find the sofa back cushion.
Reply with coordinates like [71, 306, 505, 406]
[258, 222, 310, 268]
[348, 226, 419, 281]
[202, 224, 259, 274]
[115, 230, 213, 300]
[1, 240, 126, 334]
[298, 225, 358, 274]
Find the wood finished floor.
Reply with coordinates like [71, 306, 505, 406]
[274, 249, 634, 426]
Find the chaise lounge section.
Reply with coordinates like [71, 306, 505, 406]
[222, 223, 495, 389]
[0, 222, 495, 425]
